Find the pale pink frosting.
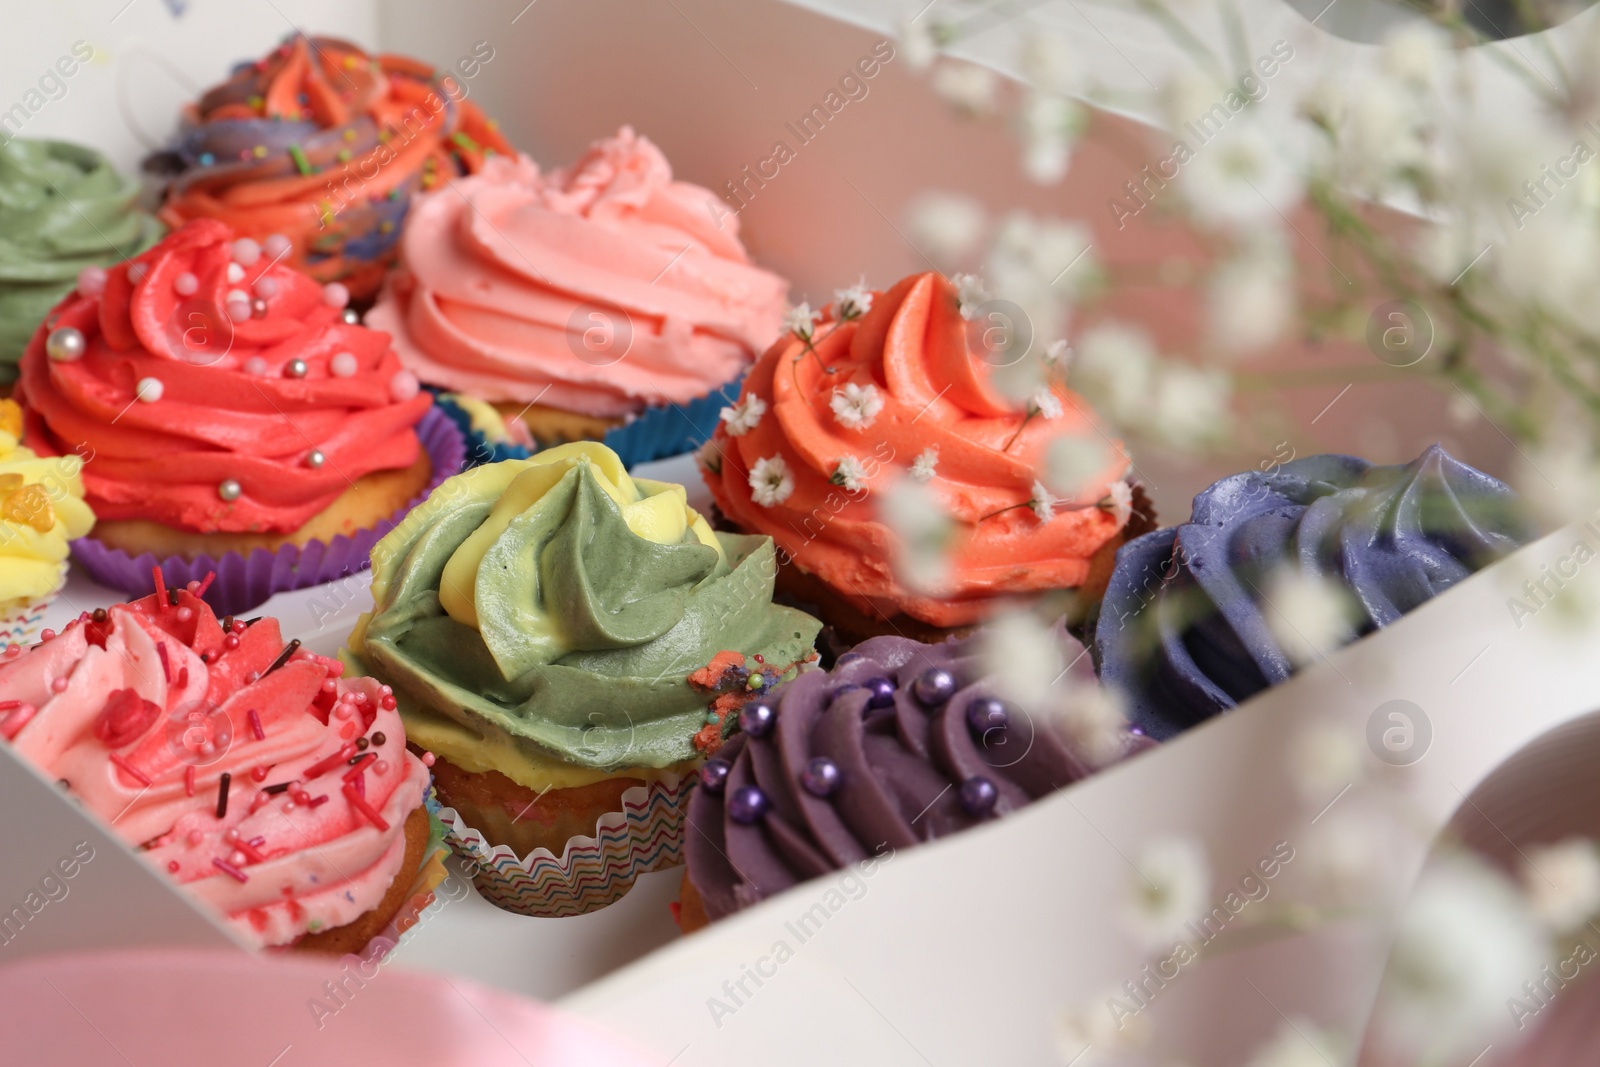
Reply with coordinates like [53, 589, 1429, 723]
[0, 588, 428, 949]
[366, 127, 789, 418]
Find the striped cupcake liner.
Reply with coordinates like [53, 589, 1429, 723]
[435, 375, 744, 469]
[436, 772, 692, 918]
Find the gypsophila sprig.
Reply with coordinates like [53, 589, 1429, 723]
[783, 302, 820, 341]
[748, 455, 794, 507]
[953, 273, 990, 319]
[834, 278, 873, 321]
[830, 381, 884, 430]
[910, 446, 939, 482]
[695, 439, 722, 475]
[1004, 386, 1064, 451]
[1028, 480, 1059, 523]
[719, 394, 766, 436]
[1100, 480, 1133, 526]
[829, 455, 868, 492]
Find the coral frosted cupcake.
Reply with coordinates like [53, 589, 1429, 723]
[14, 218, 463, 616]
[702, 270, 1149, 648]
[0, 398, 95, 644]
[365, 127, 788, 463]
[0, 139, 163, 386]
[1094, 446, 1532, 739]
[0, 582, 434, 953]
[349, 442, 820, 914]
[148, 34, 511, 303]
[679, 624, 1150, 929]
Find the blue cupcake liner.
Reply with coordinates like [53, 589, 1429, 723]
[434, 375, 745, 469]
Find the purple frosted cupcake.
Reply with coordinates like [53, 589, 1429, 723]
[679, 626, 1150, 928]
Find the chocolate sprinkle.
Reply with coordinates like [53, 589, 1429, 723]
[262, 782, 293, 795]
[262, 639, 301, 677]
[216, 772, 231, 818]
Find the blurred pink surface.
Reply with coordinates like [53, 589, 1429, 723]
[0, 948, 655, 1066]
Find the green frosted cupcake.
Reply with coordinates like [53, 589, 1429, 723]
[0, 139, 163, 384]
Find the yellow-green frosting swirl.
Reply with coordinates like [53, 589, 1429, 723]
[0, 399, 95, 611]
[0, 139, 163, 382]
[351, 443, 820, 783]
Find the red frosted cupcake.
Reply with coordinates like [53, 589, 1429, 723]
[0, 581, 435, 954]
[14, 219, 464, 615]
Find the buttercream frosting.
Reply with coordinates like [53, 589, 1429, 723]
[0, 139, 162, 382]
[703, 270, 1133, 628]
[151, 35, 512, 300]
[351, 442, 821, 783]
[0, 399, 94, 610]
[1094, 446, 1531, 739]
[365, 128, 788, 418]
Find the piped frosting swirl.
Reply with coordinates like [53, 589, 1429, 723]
[1094, 446, 1531, 739]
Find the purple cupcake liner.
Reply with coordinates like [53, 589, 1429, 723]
[69, 405, 467, 617]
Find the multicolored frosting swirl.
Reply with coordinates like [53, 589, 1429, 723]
[150, 35, 511, 301]
[684, 628, 1148, 921]
[16, 219, 431, 534]
[1094, 446, 1531, 739]
[0, 399, 94, 610]
[350, 443, 821, 788]
[0, 584, 429, 948]
[702, 270, 1133, 628]
[365, 128, 788, 418]
[0, 139, 163, 382]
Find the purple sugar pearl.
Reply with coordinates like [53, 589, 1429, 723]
[728, 784, 770, 824]
[959, 776, 998, 817]
[800, 756, 842, 797]
[863, 677, 896, 709]
[739, 700, 777, 738]
[699, 759, 731, 795]
[966, 698, 1010, 737]
[912, 667, 956, 706]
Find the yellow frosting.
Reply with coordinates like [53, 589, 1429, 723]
[0, 399, 95, 609]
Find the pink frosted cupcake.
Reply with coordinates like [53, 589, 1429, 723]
[366, 126, 788, 463]
[0, 581, 436, 954]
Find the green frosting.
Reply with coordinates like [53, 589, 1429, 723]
[0, 139, 163, 381]
[357, 459, 821, 773]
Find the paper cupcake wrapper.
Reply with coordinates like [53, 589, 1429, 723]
[0, 594, 56, 646]
[68, 405, 467, 618]
[436, 376, 744, 469]
[436, 772, 693, 918]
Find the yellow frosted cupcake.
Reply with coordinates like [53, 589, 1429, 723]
[0, 398, 94, 645]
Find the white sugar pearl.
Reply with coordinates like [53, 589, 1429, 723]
[263, 234, 292, 260]
[226, 263, 245, 284]
[254, 276, 279, 299]
[243, 357, 269, 376]
[127, 263, 148, 284]
[330, 352, 357, 378]
[232, 238, 261, 266]
[135, 377, 163, 403]
[173, 272, 199, 296]
[389, 370, 420, 402]
[322, 282, 349, 309]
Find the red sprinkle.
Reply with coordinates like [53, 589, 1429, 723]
[247, 709, 265, 741]
[108, 752, 152, 787]
[184, 765, 196, 797]
[303, 742, 359, 780]
[151, 567, 168, 612]
[0, 700, 19, 711]
[212, 858, 249, 883]
[342, 753, 376, 782]
[177, 667, 189, 689]
[156, 642, 172, 683]
[343, 783, 389, 831]
[234, 839, 267, 864]
[195, 571, 217, 597]
[307, 794, 329, 808]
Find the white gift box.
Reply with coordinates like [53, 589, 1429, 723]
[3, 1, 1600, 1064]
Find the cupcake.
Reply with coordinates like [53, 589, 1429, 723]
[0, 581, 434, 954]
[147, 34, 512, 303]
[349, 441, 821, 914]
[0, 139, 163, 387]
[14, 218, 464, 616]
[701, 270, 1149, 649]
[1094, 446, 1532, 740]
[679, 625, 1150, 929]
[0, 398, 95, 644]
[365, 127, 787, 464]
[433, 390, 535, 466]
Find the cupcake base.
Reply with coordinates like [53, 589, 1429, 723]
[292, 805, 432, 957]
[88, 451, 434, 560]
[69, 406, 467, 617]
[493, 401, 625, 449]
[0, 594, 56, 647]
